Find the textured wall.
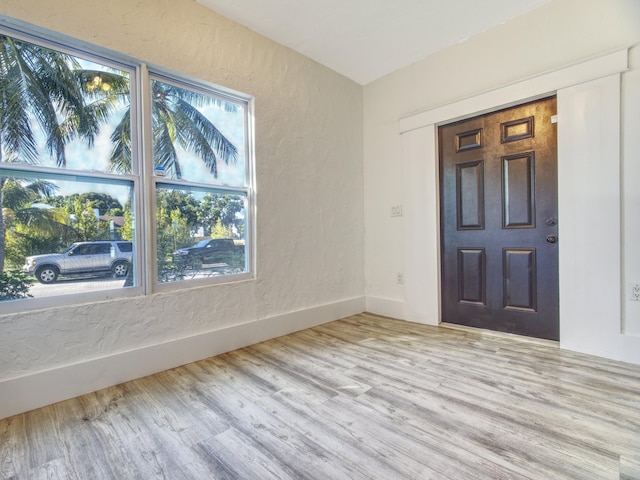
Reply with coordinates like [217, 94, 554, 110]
[0, 0, 364, 379]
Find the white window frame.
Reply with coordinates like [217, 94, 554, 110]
[145, 71, 255, 293]
[0, 20, 255, 314]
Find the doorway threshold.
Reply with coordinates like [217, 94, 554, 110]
[439, 322, 559, 347]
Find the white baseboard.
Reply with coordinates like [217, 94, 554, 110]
[0, 296, 365, 420]
[365, 295, 406, 320]
[365, 295, 439, 326]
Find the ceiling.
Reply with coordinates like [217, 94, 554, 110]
[195, 0, 550, 85]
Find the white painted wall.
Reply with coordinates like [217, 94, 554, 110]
[364, 0, 640, 362]
[0, 0, 364, 418]
[1, 0, 639, 419]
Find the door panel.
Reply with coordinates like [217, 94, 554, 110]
[502, 152, 535, 228]
[457, 160, 485, 229]
[458, 248, 486, 304]
[503, 248, 537, 311]
[439, 97, 558, 340]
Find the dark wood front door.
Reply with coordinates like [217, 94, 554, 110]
[439, 97, 559, 340]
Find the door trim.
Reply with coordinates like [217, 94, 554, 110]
[392, 48, 639, 363]
[399, 48, 628, 134]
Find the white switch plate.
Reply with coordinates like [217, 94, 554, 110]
[391, 205, 403, 217]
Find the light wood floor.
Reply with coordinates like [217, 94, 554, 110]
[1, 313, 639, 480]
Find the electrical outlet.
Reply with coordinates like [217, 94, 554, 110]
[391, 205, 403, 217]
[396, 272, 404, 285]
[631, 283, 640, 302]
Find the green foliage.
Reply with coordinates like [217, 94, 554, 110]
[198, 194, 244, 238]
[120, 206, 134, 241]
[156, 189, 200, 229]
[0, 269, 33, 301]
[65, 198, 109, 241]
[210, 219, 234, 239]
[41, 192, 123, 216]
[2, 180, 34, 210]
[156, 206, 190, 281]
[1, 178, 73, 268]
[2, 184, 245, 274]
[4, 230, 64, 269]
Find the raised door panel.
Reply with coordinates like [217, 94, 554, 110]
[457, 160, 485, 230]
[502, 152, 535, 228]
[503, 248, 537, 311]
[457, 248, 486, 304]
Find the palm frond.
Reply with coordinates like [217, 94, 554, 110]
[173, 97, 238, 177]
[0, 38, 39, 164]
[1, 180, 34, 210]
[109, 109, 133, 174]
[9, 39, 68, 167]
[151, 80, 239, 178]
[170, 104, 220, 178]
[25, 179, 58, 198]
[153, 119, 181, 179]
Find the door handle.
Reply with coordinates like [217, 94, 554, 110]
[546, 235, 557, 244]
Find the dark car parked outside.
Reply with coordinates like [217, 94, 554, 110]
[172, 238, 243, 269]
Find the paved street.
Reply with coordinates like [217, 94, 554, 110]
[28, 276, 127, 298]
[26, 264, 242, 298]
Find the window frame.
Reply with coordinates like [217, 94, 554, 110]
[0, 20, 256, 314]
[144, 70, 255, 293]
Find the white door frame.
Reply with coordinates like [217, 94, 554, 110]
[398, 48, 640, 364]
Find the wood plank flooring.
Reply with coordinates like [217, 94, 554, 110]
[1, 313, 639, 479]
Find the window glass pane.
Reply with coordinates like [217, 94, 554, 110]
[0, 33, 132, 174]
[151, 78, 245, 186]
[156, 185, 247, 283]
[1, 172, 136, 302]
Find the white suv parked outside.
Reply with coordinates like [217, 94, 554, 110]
[24, 241, 133, 284]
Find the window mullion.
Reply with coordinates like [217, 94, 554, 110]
[138, 63, 156, 295]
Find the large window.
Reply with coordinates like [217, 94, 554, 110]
[0, 25, 253, 310]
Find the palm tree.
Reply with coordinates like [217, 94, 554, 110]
[108, 78, 238, 179]
[1, 179, 76, 267]
[0, 35, 116, 270]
